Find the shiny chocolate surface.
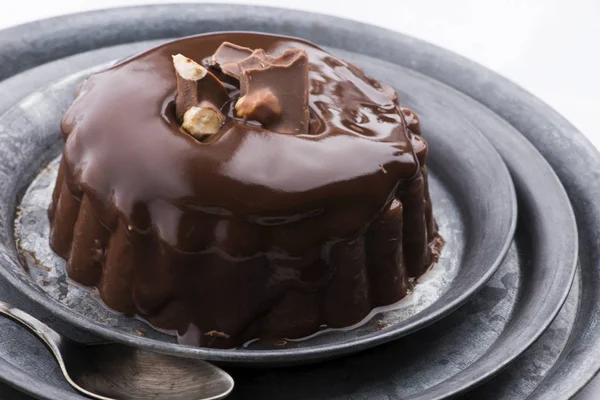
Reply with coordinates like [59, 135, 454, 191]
[49, 32, 437, 347]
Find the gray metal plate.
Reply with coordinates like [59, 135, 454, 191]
[4, 50, 516, 364]
[0, 5, 587, 400]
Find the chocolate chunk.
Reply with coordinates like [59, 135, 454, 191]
[235, 49, 272, 73]
[210, 42, 254, 79]
[211, 42, 253, 65]
[235, 48, 308, 77]
[172, 54, 230, 138]
[236, 49, 310, 134]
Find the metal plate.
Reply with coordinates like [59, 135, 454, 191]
[0, 5, 584, 399]
[3, 44, 516, 365]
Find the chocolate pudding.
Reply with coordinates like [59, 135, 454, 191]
[48, 32, 441, 348]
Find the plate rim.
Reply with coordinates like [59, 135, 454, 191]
[0, 3, 585, 399]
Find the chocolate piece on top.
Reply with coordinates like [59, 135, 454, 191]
[235, 49, 272, 73]
[220, 47, 310, 80]
[210, 42, 254, 79]
[172, 54, 229, 138]
[211, 41, 254, 65]
[236, 49, 310, 134]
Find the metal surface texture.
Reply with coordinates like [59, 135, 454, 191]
[0, 300, 234, 400]
[0, 4, 592, 399]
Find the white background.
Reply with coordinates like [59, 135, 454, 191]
[1, 0, 600, 398]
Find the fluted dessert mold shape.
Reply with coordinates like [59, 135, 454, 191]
[45, 33, 444, 348]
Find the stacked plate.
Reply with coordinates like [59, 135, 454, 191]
[0, 5, 598, 399]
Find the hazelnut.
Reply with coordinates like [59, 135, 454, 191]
[182, 106, 224, 138]
[235, 89, 281, 124]
[172, 54, 207, 81]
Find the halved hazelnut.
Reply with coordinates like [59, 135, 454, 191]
[172, 54, 208, 81]
[182, 105, 224, 138]
[235, 89, 281, 124]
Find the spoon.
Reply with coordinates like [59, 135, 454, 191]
[0, 300, 234, 400]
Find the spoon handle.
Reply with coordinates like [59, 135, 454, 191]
[0, 300, 64, 360]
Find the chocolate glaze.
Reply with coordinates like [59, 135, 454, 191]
[48, 32, 440, 348]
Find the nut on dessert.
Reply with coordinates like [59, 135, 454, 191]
[235, 90, 281, 124]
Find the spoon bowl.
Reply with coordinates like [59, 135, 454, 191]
[0, 301, 234, 400]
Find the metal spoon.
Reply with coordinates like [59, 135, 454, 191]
[0, 300, 234, 400]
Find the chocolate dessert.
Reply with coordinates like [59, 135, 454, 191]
[48, 32, 441, 348]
